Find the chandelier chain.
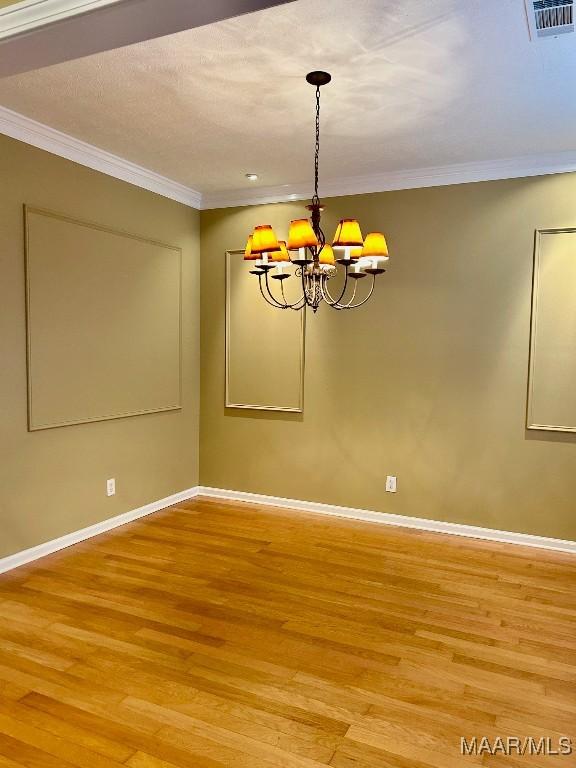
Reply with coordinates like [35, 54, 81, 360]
[310, 83, 325, 249]
[314, 84, 320, 204]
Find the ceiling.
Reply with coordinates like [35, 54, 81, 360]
[1, 0, 576, 203]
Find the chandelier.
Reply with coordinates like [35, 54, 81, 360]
[243, 71, 390, 312]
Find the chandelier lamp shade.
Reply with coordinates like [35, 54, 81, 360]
[332, 218, 364, 249]
[242, 71, 391, 312]
[361, 232, 389, 261]
[287, 218, 318, 250]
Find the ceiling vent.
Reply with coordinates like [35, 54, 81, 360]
[525, 0, 574, 38]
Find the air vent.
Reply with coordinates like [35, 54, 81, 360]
[525, 0, 574, 38]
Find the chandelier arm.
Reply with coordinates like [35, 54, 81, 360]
[348, 277, 360, 304]
[340, 275, 376, 309]
[293, 296, 309, 311]
[319, 275, 337, 305]
[321, 264, 353, 306]
[320, 279, 340, 307]
[258, 274, 289, 309]
[280, 278, 307, 310]
[319, 273, 336, 306]
[264, 272, 289, 307]
[319, 274, 346, 309]
[322, 268, 377, 310]
[321, 275, 348, 310]
[331, 276, 359, 309]
[335, 266, 354, 305]
[264, 271, 308, 310]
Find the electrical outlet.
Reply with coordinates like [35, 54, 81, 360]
[385, 475, 397, 493]
[106, 478, 116, 497]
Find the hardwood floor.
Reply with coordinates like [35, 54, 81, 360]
[0, 497, 575, 767]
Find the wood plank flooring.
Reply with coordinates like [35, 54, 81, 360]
[0, 497, 575, 767]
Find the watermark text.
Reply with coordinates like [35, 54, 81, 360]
[461, 736, 573, 757]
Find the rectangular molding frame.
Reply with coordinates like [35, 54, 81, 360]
[225, 249, 306, 413]
[1, 485, 574, 576]
[527, 227, 576, 433]
[24, 205, 183, 430]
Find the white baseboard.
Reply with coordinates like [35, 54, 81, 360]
[196, 486, 576, 555]
[2, 484, 574, 576]
[0, 486, 201, 575]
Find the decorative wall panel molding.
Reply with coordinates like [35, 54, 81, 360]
[528, 227, 576, 432]
[25, 206, 182, 430]
[226, 249, 305, 412]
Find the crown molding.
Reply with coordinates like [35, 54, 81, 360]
[0, 0, 122, 40]
[200, 151, 576, 209]
[3, 104, 576, 212]
[0, 105, 202, 208]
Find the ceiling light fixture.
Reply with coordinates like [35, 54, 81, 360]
[243, 71, 390, 312]
[245, 173, 258, 181]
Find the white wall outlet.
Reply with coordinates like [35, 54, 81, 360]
[106, 478, 116, 497]
[385, 475, 397, 493]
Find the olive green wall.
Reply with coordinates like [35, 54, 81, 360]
[3, 132, 575, 556]
[200, 175, 576, 540]
[0, 134, 200, 559]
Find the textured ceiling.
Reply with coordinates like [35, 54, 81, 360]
[1, 0, 575, 195]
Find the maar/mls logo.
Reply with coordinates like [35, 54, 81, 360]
[461, 736, 573, 757]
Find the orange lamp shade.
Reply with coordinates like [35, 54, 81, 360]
[361, 232, 389, 259]
[332, 219, 364, 248]
[244, 233, 258, 260]
[287, 219, 319, 250]
[270, 240, 290, 262]
[318, 244, 335, 265]
[252, 224, 281, 254]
